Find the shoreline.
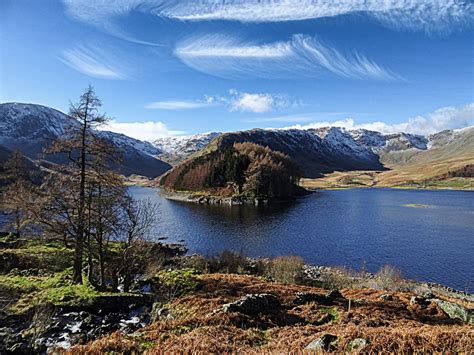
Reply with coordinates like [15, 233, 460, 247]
[159, 189, 304, 206]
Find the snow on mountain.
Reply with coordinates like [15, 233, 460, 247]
[0, 103, 171, 177]
[97, 131, 162, 156]
[349, 129, 427, 152]
[153, 132, 220, 156]
[215, 128, 384, 178]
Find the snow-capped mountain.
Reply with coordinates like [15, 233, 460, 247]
[153, 132, 220, 155]
[349, 129, 428, 152]
[0, 103, 171, 178]
[214, 128, 384, 178]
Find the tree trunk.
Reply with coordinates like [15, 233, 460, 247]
[72, 103, 89, 284]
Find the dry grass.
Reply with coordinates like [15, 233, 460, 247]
[60, 274, 474, 354]
[265, 255, 304, 284]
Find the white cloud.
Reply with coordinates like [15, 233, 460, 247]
[145, 99, 214, 110]
[60, 45, 127, 79]
[63, 0, 474, 36]
[175, 34, 397, 80]
[101, 120, 184, 140]
[282, 103, 474, 135]
[229, 91, 274, 113]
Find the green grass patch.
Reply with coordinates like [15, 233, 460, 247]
[0, 270, 102, 313]
[156, 268, 200, 298]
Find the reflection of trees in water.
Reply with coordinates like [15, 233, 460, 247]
[183, 200, 297, 223]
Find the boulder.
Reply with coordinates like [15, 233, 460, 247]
[293, 290, 344, 306]
[379, 293, 394, 301]
[410, 296, 431, 308]
[221, 294, 281, 316]
[347, 338, 368, 351]
[305, 333, 338, 351]
[433, 299, 474, 324]
[326, 290, 344, 300]
[150, 303, 175, 322]
[293, 292, 327, 305]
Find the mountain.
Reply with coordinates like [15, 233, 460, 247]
[152, 132, 220, 164]
[350, 129, 428, 153]
[302, 127, 474, 189]
[201, 128, 384, 178]
[0, 103, 171, 178]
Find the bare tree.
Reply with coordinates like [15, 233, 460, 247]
[115, 197, 158, 292]
[1, 149, 32, 236]
[45, 85, 111, 284]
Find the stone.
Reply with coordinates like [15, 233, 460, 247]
[347, 338, 368, 351]
[150, 303, 174, 322]
[433, 299, 474, 324]
[221, 294, 281, 316]
[410, 296, 431, 308]
[305, 334, 338, 351]
[379, 293, 394, 301]
[293, 292, 327, 305]
[326, 290, 344, 300]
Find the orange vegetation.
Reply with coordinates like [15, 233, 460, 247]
[62, 274, 473, 353]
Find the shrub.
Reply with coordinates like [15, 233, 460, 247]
[180, 254, 209, 273]
[371, 265, 405, 291]
[319, 267, 356, 290]
[265, 256, 304, 284]
[157, 268, 200, 299]
[208, 251, 249, 274]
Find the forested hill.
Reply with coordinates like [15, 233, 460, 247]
[160, 142, 306, 200]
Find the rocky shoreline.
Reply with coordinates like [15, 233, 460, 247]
[160, 189, 311, 206]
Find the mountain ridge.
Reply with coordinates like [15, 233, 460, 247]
[0, 102, 171, 178]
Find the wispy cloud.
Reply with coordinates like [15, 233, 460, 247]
[175, 34, 397, 80]
[145, 99, 214, 110]
[282, 103, 474, 136]
[63, 1, 474, 36]
[100, 120, 185, 140]
[60, 45, 127, 79]
[146, 90, 300, 113]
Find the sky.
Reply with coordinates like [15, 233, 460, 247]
[1, 0, 473, 140]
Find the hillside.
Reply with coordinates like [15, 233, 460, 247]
[1, 236, 472, 353]
[302, 127, 474, 189]
[201, 128, 384, 178]
[0, 103, 171, 178]
[160, 142, 305, 201]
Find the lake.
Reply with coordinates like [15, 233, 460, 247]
[130, 186, 474, 293]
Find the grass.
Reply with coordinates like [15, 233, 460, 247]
[62, 273, 474, 354]
[0, 270, 102, 313]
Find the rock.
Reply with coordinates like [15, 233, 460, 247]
[293, 290, 344, 306]
[379, 293, 394, 301]
[410, 296, 431, 308]
[305, 334, 338, 351]
[221, 294, 281, 316]
[421, 291, 435, 299]
[293, 292, 327, 305]
[326, 290, 344, 300]
[150, 303, 174, 322]
[433, 299, 474, 324]
[347, 338, 368, 351]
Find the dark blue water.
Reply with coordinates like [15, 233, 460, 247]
[134, 187, 474, 292]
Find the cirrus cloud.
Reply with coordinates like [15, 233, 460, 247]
[63, 0, 474, 38]
[175, 34, 398, 80]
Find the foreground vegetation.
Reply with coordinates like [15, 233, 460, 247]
[0, 234, 472, 353]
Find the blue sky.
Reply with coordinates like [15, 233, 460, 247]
[1, 0, 473, 140]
